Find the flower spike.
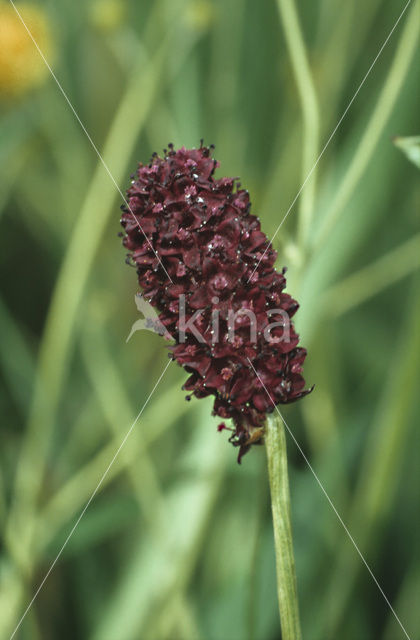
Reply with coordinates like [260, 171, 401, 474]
[120, 144, 312, 461]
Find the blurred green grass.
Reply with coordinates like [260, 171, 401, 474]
[0, 0, 419, 639]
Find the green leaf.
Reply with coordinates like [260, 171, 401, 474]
[393, 135, 420, 169]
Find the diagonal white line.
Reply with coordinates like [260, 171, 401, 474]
[9, 0, 173, 284]
[247, 357, 411, 640]
[9, 359, 173, 640]
[247, 0, 412, 283]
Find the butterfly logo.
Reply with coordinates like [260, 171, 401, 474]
[126, 294, 173, 342]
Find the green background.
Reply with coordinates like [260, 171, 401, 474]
[0, 0, 419, 638]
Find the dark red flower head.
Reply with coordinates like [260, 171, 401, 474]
[120, 143, 312, 462]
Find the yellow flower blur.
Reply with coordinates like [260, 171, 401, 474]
[0, 3, 52, 98]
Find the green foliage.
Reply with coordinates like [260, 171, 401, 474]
[394, 135, 420, 169]
[0, 0, 419, 639]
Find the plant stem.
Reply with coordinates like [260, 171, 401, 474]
[276, 0, 320, 252]
[265, 413, 302, 640]
[314, 0, 419, 250]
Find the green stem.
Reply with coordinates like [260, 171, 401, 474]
[265, 413, 302, 640]
[314, 0, 420, 249]
[276, 0, 320, 251]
